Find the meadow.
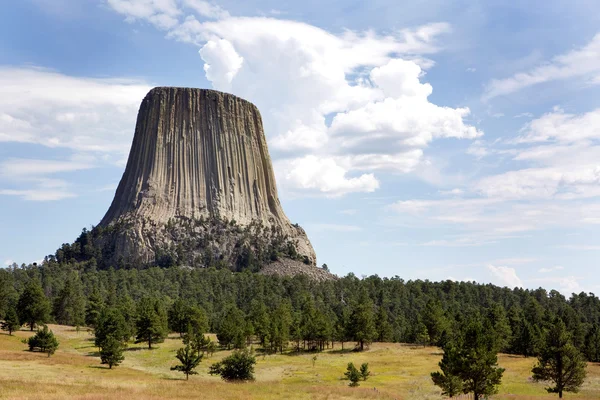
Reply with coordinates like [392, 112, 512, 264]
[1, 325, 599, 400]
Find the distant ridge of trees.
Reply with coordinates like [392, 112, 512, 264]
[1, 258, 600, 363]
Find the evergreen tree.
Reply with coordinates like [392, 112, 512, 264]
[95, 307, 129, 348]
[17, 280, 51, 331]
[99, 335, 125, 369]
[209, 348, 256, 381]
[348, 289, 376, 351]
[171, 342, 203, 380]
[53, 273, 85, 326]
[431, 341, 464, 397]
[532, 318, 587, 398]
[269, 301, 292, 353]
[168, 299, 188, 336]
[415, 322, 430, 347]
[117, 293, 136, 340]
[431, 320, 504, 400]
[422, 299, 449, 345]
[584, 324, 600, 362]
[485, 303, 512, 351]
[85, 288, 105, 328]
[344, 362, 361, 387]
[360, 363, 371, 380]
[1, 305, 20, 335]
[216, 304, 246, 349]
[375, 305, 393, 342]
[518, 321, 543, 357]
[249, 299, 270, 347]
[27, 325, 59, 357]
[135, 297, 168, 349]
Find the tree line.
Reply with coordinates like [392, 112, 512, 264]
[1, 259, 600, 363]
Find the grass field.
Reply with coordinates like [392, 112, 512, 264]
[1, 325, 599, 399]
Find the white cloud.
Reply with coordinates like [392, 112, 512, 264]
[0, 67, 150, 201]
[0, 158, 94, 177]
[0, 188, 75, 201]
[103, 1, 480, 196]
[3, 259, 14, 266]
[484, 33, 600, 100]
[528, 276, 584, 296]
[539, 266, 564, 273]
[181, 0, 229, 19]
[0, 67, 151, 157]
[276, 155, 379, 197]
[199, 38, 243, 92]
[518, 107, 600, 144]
[0, 158, 95, 201]
[487, 264, 523, 288]
[107, 0, 181, 29]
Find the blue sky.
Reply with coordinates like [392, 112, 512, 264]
[2, 0, 600, 295]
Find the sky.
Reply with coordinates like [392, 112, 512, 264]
[1, 0, 600, 295]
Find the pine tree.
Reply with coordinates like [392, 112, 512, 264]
[17, 280, 51, 331]
[349, 289, 376, 351]
[171, 342, 203, 380]
[375, 305, 393, 342]
[249, 299, 270, 347]
[1, 305, 20, 335]
[431, 320, 504, 400]
[135, 297, 168, 349]
[117, 293, 136, 340]
[85, 288, 105, 328]
[485, 303, 512, 351]
[344, 362, 361, 387]
[360, 363, 371, 380]
[95, 307, 129, 348]
[431, 341, 464, 397]
[168, 299, 188, 337]
[584, 324, 600, 362]
[532, 318, 587, 398]
[53, 273, 85, 326]
[422, 299, 449, 345]
[216, 304, 245, 349]
[269, 301, 292, 353]
[27, 325, 59, 357]
[99, 335, 125, 369]
[415, 322, 430, 347]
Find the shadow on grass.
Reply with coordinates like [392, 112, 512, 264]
[125, 346, 149, 352]
[86, 351, 100, 357]
[162, 376, 186, 381]
[89, 365, 111, 370]
[329, 348, 357, 355]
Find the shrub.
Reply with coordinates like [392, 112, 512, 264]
[28, 325, 59, 357]
[209, 348, 256, 381]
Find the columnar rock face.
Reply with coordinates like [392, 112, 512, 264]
[97, 87, 316, 268]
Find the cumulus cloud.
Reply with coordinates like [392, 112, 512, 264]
[276, 155, 379, 197]
[487, 264, 523, 288]
[104, 1, 480, 196]
[484, 33, 600, 100]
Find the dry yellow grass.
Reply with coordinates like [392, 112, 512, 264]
[1, 325, 599, 399]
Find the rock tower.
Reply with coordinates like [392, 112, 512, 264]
[95, 87, 316, 270]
